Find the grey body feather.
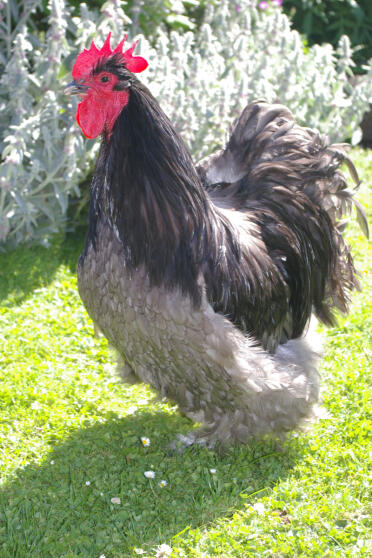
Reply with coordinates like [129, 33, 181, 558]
[79, 220, 319, 445]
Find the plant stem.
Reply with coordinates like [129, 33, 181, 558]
[6, 0, 11, 59]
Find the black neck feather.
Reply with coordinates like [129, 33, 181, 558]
[86, 79, 220, 304]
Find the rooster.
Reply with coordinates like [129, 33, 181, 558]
[66, 34, 368, 447]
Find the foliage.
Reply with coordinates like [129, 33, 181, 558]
[78, 0, 208, 36]
[283, 0, 372, 72]
[0, 148, 370, 556]
[1, 0, 372, 247]
[0, 0, 90, 246]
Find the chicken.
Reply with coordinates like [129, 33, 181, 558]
[66, 34, 368, 447]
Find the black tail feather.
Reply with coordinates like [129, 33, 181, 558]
[200, 100, 368, 347]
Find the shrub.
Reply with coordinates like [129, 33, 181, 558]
[0, 0, 371, 247]
[283, 0, 372, 73]
[0, 0, 91, 246]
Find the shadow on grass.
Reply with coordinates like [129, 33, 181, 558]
[0, 408, 306, 558]
[0, 226, 86, 307]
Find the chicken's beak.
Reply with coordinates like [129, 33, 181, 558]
[65, 80, 88, 96]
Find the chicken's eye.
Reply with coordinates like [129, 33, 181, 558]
[100, 76, 110, 83]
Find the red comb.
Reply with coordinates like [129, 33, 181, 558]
[72, 32, 148, 80]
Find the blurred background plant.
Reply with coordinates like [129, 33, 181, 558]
[282, 0, 372, 74]
[0, 0, 371, 247]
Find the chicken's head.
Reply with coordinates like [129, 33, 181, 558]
[66, 33, 148, 139]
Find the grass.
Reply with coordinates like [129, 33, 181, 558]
[0, 148, 371, 557]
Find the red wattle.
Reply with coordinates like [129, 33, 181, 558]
[76, 90, 130, 139]
[77, 98, 107, 139]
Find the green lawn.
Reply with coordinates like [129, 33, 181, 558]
[0, 148, 371, 557]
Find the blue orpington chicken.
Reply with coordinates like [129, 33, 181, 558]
[65, 34, 368, 448]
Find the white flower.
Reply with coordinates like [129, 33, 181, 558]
[140, 436, 151, 447]
[155, 543, 172, 557]
[50, 460, 54, 465]
[252, 502, 265, 515]
[209, 468, 217, 474]
[134, 549, 145, 555]
[159, 480, 167, 488]
[144, 470, 155, 479]
[85, 481, 91, 486]
[111, 497, 121, 505]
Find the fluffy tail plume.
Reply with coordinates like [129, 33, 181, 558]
[199, 100, 368, 328]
